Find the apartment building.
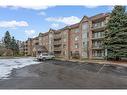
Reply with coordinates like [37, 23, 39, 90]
[41, 32, 49, 52]
[18, 41, 25, 54]
[38, 29, 54, 55]
[31, 37, 39, 56]
[22, 13, 110, 59]
[69, 23, 81, 59]
[48, 29, 55, 54]
[53, 27, 70, 59]
[24, 38, 32, 56]
[56, 16, 90, 60]
[53, 29, 62, 57]
[24, 40, 28, 56]
[53, 13, 109, 60]
[23, 35, 48, 56]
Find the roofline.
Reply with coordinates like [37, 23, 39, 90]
[90, 13, 110, 20]
[24, 12, 111, 42]
[79, 15, 89, 23]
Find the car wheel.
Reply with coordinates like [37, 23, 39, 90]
[42, 57, 46, 61]
[38, 59, 42, 61]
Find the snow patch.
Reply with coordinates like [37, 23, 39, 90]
[0, 57, 41, 79]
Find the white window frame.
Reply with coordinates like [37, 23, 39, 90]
[75, 36, 79, 41]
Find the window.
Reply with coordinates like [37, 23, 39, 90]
[92, 41, 102, 48]
[93, 31, 105, 38]
[93, 21, 106, 28]
[75, 43, 79, 48]
[35, 43, 39, 45]
[63, 38, 66, 42]
[82, 22, 88, 50]
[82, 22, 88, 30]
[83, 42, 85, 46]
[92, 50, 104, 57]
[63, 32, 67, 42]
[63, 51, 65, 55]
[75, 36, 79, 41]
[63, 32, 66, 36]
[63, 44, 66, 48]
[75, 28, 79, 33]
[70, 51, 72, 56]
[100, 32, 104, 37]
[65, 51, 66, 55]
[75, 51, 79, 55]
[42, 53, 48, 56]
[63, 51, 66, 55]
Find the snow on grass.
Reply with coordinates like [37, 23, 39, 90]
[0, 57, 41, 79]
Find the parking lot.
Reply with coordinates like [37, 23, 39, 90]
[0, 59, 127, 89]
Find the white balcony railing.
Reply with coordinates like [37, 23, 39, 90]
[92, 21, 106, 29]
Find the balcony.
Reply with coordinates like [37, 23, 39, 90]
[92, 40, 103, 49]
[24, 49, 28, 52]
[91, 37, 104, 40]
[54, 46, 62, 51]
[54, 35, 62, 40]
[92, 31, 105, 40]
[92, 46, 103, 50]
[54, 40, 62, 45]
[24, 43, 28, 45]
[91, 22, 106, 31]
[92, 50, 105, 59]
[25, 45, 28, 47]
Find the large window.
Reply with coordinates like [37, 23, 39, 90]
[82, 22, 89, 30]
[63, 32, 67, 42]
[82, 22, 89, 58]
[82, 22, 89, 45]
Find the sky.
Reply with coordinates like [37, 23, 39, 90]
[0, 5, 122, 41]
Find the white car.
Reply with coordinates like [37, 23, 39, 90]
[37, 53, 55, 61]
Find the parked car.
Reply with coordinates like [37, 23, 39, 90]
[37, 53, 55, 61]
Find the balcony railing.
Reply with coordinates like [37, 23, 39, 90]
[54, 47, 62, 51]
[92, 53, 105, 57]
[92, 24, 106, 29]
[91, 37, 104, 40]
[92, 32, 105, 39]
[54, 40, 62, 45]
[92, 45, 103, 49]
[54, 35, 62, 40]
[92, 21, 106, 30]
[25, 45, 28, 47]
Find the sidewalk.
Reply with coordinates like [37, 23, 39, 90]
[55, 58, 127, 67]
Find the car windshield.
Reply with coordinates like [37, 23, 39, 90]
[42, 53, 48, 56]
